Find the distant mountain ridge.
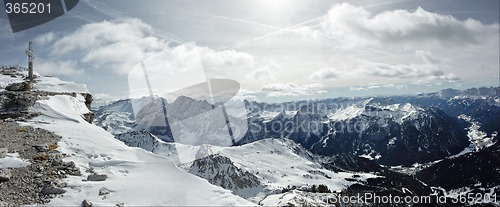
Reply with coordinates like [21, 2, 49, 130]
[94, 87, 499, 166]
[94, 86, 499, 205]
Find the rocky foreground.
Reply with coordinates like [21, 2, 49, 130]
[0, 67, 90, 206]
[0, 120, 83, 206]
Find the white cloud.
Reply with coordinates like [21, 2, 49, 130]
[321, 3, 499, 47]
[252, 60, 279, 80]
[350, 83, 407, 91]
[198, 47, 254, 68]
[41, 18, 256, 77]
[310, 67, 338, 80]
[260, 83, 326, 97]
[48, 18, 167, 75]
[290, 26, 323, 39]
[430, 73, 459, 81]
[232, 89, 259, 101]
[33, 32, 55, 46]
[415, 50, 441, 64]
[367, 62, 444, 78]
[36, 60, 83, 76]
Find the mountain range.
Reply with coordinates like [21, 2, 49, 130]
[94, 86, 500, 206]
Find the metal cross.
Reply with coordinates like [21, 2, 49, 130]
[25, 42, 35, 81]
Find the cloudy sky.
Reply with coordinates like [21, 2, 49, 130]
[0, 0, 498, 103]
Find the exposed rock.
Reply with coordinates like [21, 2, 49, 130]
[33, 145, 48, 152]
[0, 200, 11, 207]
[80, 93, 94, 123]
[0, 147, 6, 158]
[87, 173, 107, 181]
[0, 169, 11, 182]
[81, 199, 92, 207]
[55, 181, 67, 188]
[189, 154, 262, 198]
[82, 112, 94, 124]
[40, 185, 65, 195]
[5, 82, 29, 92]
[116, 202, 124, 207]
[99, 187, 110, 196]
[84, 93, 93, 110]
[0, 122, 81, 205]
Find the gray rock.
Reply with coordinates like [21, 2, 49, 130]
[0, 200, 10, 207]
[68, 168, 81, 176]
[33, 144, 48, 152]
[55, 181, 67, 188]
[99, 187, 110, 196]
[0, 169, 11, 182]
[40, 186, 66, 195]
[5, 82, 28, 91]
[87, 173, 107, 181]
[81, 199, 92, 207]
[116, 202, 124, 207]
[0, 148, 7, 158]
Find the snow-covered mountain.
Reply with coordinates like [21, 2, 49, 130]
[113, 131, 426, 204]
[416, 141, 500, 203]
[91, 83, 499, 205]
[0, 66, 254, 206]
[240, 100, 470, 166]
[95, 87, 499, 167]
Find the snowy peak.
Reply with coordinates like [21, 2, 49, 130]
[328, 98, 373, 121]
[363, 103, 423, 124]
[168, 95, 214, 120]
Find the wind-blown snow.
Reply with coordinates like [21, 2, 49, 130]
[33, 76, 88, 93]
[21, 95, 253, 206]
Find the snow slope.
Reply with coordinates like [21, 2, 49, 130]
[219, 139, 378, 198]
[118, 133, 379, 203]
[21, 95, 254, 206]
[33, 76, 88, 93]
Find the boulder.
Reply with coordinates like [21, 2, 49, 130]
[0, 169, 11, 182]
[81, 199, 92, 207]
[0, 148, 7, 158]
[99, 187, 110, 196]
[5, 82, 28, 91]
[87, 173, 107, 181]
[40, 185, 66, 195]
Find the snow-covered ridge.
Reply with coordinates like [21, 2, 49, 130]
[0, 66, 88, 93]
